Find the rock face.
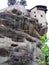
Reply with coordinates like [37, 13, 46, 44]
[0, 39, 42, 65]
[0, 4, 48, 65]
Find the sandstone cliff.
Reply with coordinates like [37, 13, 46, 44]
[0, 5, 47, 65]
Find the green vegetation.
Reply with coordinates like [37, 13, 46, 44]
[38, 34, 49, 65]
[20, 0, 27, 6]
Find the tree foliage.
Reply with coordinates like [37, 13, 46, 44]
[20, 0, 27, 6]
[8, 0, 16, 6]
[38, 34, 49, 65]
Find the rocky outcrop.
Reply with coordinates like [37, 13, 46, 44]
[0, 5, 47, 65]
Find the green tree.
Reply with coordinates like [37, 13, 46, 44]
[8, 0, 16, 6]
[20, 0, 27, 6]
[39, 34, 49, 65]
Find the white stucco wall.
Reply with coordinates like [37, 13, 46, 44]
[30, 7, 47, 26]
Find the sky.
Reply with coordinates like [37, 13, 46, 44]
[0, 0, 49, 45]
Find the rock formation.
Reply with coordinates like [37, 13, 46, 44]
[0, 4, 48, 65]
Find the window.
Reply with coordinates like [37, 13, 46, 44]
[34, 15, 36, 17]
[41, 15, 43, 17]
